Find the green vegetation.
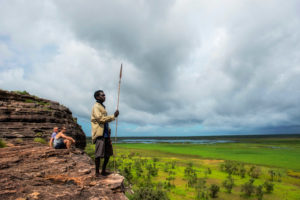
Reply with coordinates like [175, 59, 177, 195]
[116, 140, 300, 170]
[25, 99, 35, 103]
[85, 137, 300, 200]
[34, 137, 47, 144]
[15, 138, 23, 143]
[12, 90, 50, 106]
[13, 90, 30, 95]
[25, 98, 50, 106]
[0, 138, 6, 148]
[35, 132, 43, 137]
[73, 117, 77, 123]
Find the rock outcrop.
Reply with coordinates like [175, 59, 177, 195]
[0, 140, 127, 200]
[0, 89, 86, 149]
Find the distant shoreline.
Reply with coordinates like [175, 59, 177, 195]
[86, 133, 300, 140]
[85, 133, 300, 144]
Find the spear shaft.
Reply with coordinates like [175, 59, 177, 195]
[114, 64, 122, 174]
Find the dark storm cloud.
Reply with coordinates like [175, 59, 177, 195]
[54, 0, 197, 113]
[56, 0, 299, 132]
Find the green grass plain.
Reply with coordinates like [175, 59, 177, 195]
[116, 140, 300, 171]
[85, 137, 300, 200]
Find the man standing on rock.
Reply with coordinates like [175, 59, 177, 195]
[91, 90, 119, 177]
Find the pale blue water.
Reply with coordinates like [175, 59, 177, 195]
[117, 138, 235, 144]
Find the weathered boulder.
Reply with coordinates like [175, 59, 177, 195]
[0, 89, 86, 149]
[0, 140, 127, 200]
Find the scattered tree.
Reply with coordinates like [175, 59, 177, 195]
[263, 181, 274, 194]
[209, 184, 220, 198]
[222, 175, 234, 193]
[241, 179, 255, 197]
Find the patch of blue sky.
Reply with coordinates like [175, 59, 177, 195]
[39, 44, 58, 57]
[0, 34, 10, 41]
[0, 35, 31, 73]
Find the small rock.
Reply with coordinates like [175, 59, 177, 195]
[89, 197, 101, 200]
[28, 192, 40, 199]
[36, 171, 45, 177]
[78, 169, 91, 174]
[89, 181, 97, 186]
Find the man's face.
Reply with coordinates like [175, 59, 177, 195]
[98, 92, 106, 103]
[53, 127, 58, 133]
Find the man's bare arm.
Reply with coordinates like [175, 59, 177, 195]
[49, 138, 54, 147]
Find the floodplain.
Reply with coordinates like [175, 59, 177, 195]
[85, 135, 300, 200]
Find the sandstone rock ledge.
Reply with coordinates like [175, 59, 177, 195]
[0, 141, 127, 200]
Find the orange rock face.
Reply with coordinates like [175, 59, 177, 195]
[0, 89, 86, 149]
[0, 141, 127, 200]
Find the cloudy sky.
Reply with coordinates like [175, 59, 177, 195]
[1, 0, 300, 137]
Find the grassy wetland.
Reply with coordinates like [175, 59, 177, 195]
[85, 135, 300, 200]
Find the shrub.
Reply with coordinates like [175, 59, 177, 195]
[248, 166, 261, 179]
[130, 185, 169, 200]
[241, 179, 255, 197]
[134, 159, 143, 177]
[186, 171, 197, 187]
[164, 171, 176, 190]
[73, 117, 77, 123]
[184, 162, 198, 187]
[207, 168, 212, 174]
[15, 138, 23, 143]
[164, 161, 177, 172]
[35, 132, 43, 137]
[256, 185, 264, 200]
[146, 163, 158, 177]
[184, 162, 195, 177]
[171, 160, 176, 169]
[0, 139, 6, 148]
[209, 184, 220, 198]
[25, 99, 35, 103]
[34, 137, 47, 144]
[220, 160, 245, 177]
[222, 175, 234, 193]
[122, 165, 133, 183]
[268, 170, 282, 182]
[238, 165, 246, 178]
[13, 90, 30, 95]
[195, 178, 208, 200]
[263, 181, 274, 193]
[196, 190, 209, 200]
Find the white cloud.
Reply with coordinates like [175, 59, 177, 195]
[0, 0, 300, 135]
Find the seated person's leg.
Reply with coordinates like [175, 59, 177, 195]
[54, 139, 66, 149]
[64, 139, 71, 149]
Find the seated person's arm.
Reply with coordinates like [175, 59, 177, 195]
[49, 138, 54, 147]
[61, 133, 75, 143]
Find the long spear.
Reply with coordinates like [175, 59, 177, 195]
[114, 64, 122, 174]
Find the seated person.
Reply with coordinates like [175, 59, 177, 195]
[53, 127, 75, 149]
[49, 127, 59, 148]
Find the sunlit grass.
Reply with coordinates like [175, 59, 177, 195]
[116, 142, 300, 170]
[85, 139, 300, 200]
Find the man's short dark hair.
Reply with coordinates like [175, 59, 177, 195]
[94, 90, 103, 100]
